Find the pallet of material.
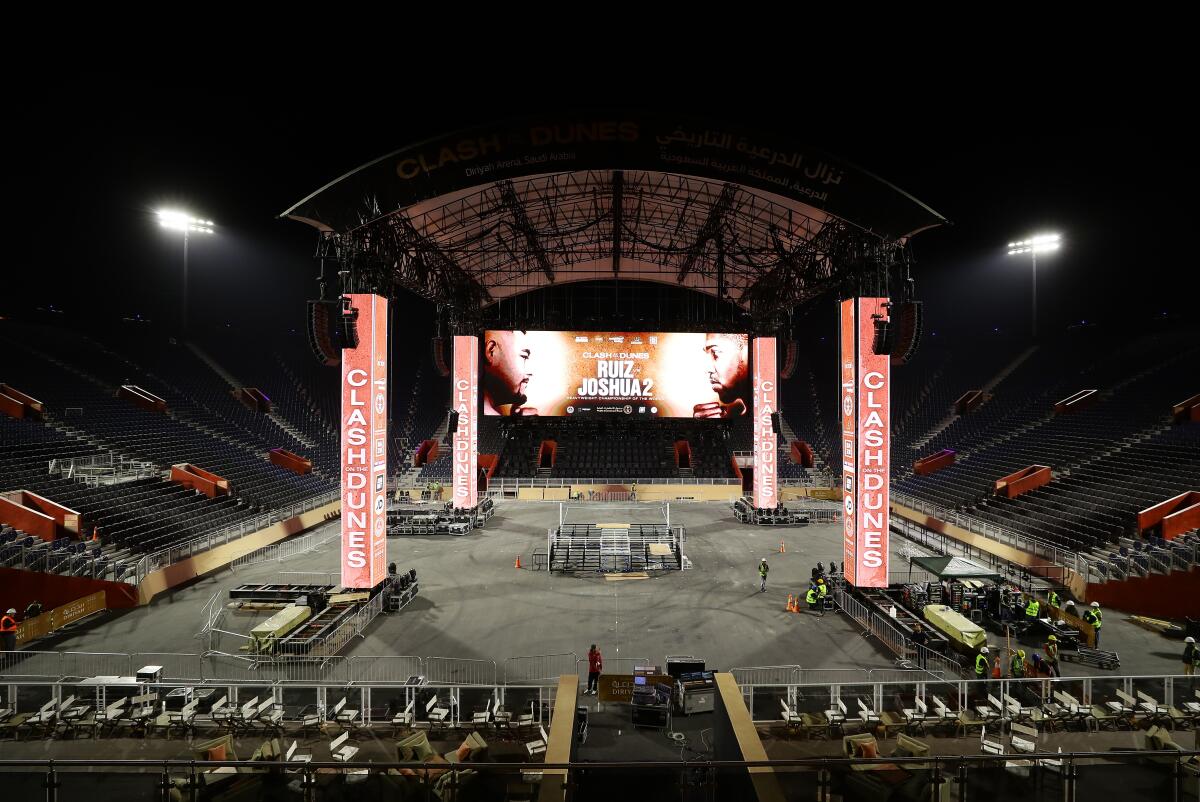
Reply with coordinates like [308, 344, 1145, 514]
[605, 572, 650, 581]
[923, 604, 987, 650]
[1128, 616, 1186, 637]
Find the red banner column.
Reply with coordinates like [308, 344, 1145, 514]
[752, 337, 778, 509]
[340, 294, 388, 590]
[841, 298, 890, 588]
[452, 336, 480, 509]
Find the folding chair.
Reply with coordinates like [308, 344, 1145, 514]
[779, 699, 803, 738]
[285, 739, 312, 764]
[526, 724, 549, 757]
[425, 695, 450, 736]
[471, 698, 492, 730]
[330, 730, 360, 762]
[391, 698, 415, 736]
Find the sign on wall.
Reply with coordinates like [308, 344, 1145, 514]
[452, 336, 479, 508]
[752, 337, 778, 509]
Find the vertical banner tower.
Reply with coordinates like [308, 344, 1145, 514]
[840, 298, 890, 587]
[340, 294, 388, 589]
[452, 335, 479, 509]
[752, 337, 778, 509]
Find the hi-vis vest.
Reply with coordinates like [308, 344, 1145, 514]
[1025, 600, 1040, 618]
[805, 589, 818, 604]
[975, 653, 988, 676]
[1048, 591, 1060, 608]
[818, 583, 828, 598]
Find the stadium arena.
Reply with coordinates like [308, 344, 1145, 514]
[1, 109, 1197, 801]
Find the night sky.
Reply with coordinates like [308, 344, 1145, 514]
[9, 79, 1188, 350]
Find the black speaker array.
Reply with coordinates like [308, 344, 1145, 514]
[872, 318, 891, 355]
[780, 340, 799, 379]
[306, 300, 341, 367]
[771, 412, 782, 434]
[431, 337, 450, 377]
[890, 301, 923, 366]
[338, 304, 360, 350]
[448, 409, 460, 432]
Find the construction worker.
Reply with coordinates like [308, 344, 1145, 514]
[1044, 635, 1060, 677]
[1010, 649, 1026, 678]
[817, 577, 828, 600]
[1025, 597, 1040, 619]
[805, 585, 819, 614]
[1047, 589, 1060, 609]
[1183, 636, 1197, 677]
[1083, 601, 1103, 647]
[758, 558, 769, 593]
[975, 646, 990, 679]
[0, 608, 17, 652]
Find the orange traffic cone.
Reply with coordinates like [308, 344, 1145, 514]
[779, 540, 785, 553]
[514, 555, 522, 569]
[786, 594, 794, 612]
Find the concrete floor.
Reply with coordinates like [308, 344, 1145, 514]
[33, 501, 1191, 678]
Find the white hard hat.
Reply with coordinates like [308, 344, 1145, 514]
[5, 608, 14, 615]
[1090, 601, 1100, 608]
[980, 646, 989, 654]
[1186, 636, 1196, 644]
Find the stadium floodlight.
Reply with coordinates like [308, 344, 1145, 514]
[1006, 232, 1060, 338]
[156, 209, 215, 334]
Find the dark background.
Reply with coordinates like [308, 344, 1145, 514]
[8, 78, 1189, 351]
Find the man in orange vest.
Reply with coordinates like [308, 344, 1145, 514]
[1, 608, 18, 651]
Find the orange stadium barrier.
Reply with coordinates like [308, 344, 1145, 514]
[0, 490, 81, 541]
[913, 448, 956, 476]
[1173, 393, 1200, 423]
[268, 448, 312, 475]
[170, 463, 230, 498]
[790, 440, 814, 468]
[0, 383, 45, 419]
[1138, 490, 1200, 540]
[954, 390, 984, 414]
[118, 384, 168, 413]
[15, 590, 107, 647]
[0, 567, 139, 612]
[1054, 389, 1098, 414]
[994, 465, 1052, 499]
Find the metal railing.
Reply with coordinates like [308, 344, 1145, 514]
[487, 476, 740, 488]
[132, 490, 339, 584]
[835, 588, 964, 678]
[426, 656, 499, 686]
[231, 526, 339, 568]
[892, 490, 1088, 580]
[504, 652, 579, 684]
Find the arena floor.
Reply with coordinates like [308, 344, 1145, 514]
[36, 501, 1190, 679]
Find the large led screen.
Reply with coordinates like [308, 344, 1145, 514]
[481, 330, 752, 418]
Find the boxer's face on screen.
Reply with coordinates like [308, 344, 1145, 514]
[484, 330, 532, 407]
[704, 333, 749, 404]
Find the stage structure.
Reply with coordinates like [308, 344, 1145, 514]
[286, 114, 941, 586]
[340, 294, 388, 589]
[840, 297, 890, 587]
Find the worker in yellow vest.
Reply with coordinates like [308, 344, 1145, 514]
[1083, 602, 1103, 647]
[1025, 598, 1040, 619]
[805, 586, 819, 614]
[1010, 649, 1026, 678]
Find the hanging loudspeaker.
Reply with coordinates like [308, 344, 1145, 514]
[780, 340, 799, 379]
[306, 300, 340, 366]
[338, 301, 360, 350]
[448, 409, 460, 432]
[432, 337, 450, 377]
[872, 318, 891, 355]
[891, 301, 923, 366]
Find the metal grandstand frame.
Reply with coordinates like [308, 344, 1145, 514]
[318, 172, 907, 331]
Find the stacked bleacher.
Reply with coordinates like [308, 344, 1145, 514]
[0, 321, 338, 576]
[892, 328, 1200, 561]
[492, 419, 736, 480]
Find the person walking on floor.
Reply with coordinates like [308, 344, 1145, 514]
[585, 644, 603, 695]
[1184, 637, 1198, 677]
[1044, 635, 1061, 677]
[759, 559, 769, 593]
